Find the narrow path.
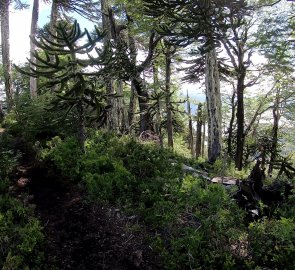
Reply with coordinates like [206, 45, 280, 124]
[25, 163, 161, 270]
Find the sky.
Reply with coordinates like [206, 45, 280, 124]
[6, 0, 205, 111]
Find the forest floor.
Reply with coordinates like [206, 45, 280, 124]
[17, 161, 161, 270]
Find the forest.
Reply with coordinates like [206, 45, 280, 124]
[0, 0, 295, 269]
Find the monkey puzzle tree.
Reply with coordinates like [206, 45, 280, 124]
[144, 0, 249, 162]
[16, 21, 108, 149]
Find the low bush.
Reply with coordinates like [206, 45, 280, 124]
[40, 136, 82, 181]
[0, 195, 44, 269]
[249, 217, 295, 269]
[152, 176, 246, 269]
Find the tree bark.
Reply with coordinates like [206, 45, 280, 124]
[235, 70, 246, 170]
[153, 62, 163, 145]
[133, 75, 153, 133]
[205, 47, 222, 163]
[126, 15, 154, 134]
[30, 0, 39, 98]
[50, 0, 58, 35]
[202, 112, 206, 158]
[128, 82, 137, 132]
[227, 90, 236, 158]
[187, 91, 194, 155]
[268, 88, 280, 175]
[165, 43, 173, 148]
[0, 0, 13, 110]
[195, 103, 203, 158]
[101, 0, 117, 131]
[116, 80, 126, 133]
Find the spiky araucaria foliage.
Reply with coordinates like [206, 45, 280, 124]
[15, 20, 113, 148]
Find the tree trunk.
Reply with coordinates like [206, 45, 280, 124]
[227, 90, 236, 158]
[235, 71, 246, 170]
[187, 91, 194, 155]
[202, 112, 206, 158]
[153, 63, 163, 145]
[101, 0, 117, 131]
[205, 47, 222, 163]
[50, 0, 58, 35]
[133, 76, 153, 133]
[49, 0, 59, 93]
[128, 82, 137, 132]
[116, 80, 126, 133]
[30, 0, 39, 98]
[165, 44, 173, 148]
[195, 103, 203, 158]
[268, 88, 280, 175]
[0, 0, 13, 110]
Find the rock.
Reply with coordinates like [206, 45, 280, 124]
[16, 177, 30, 188]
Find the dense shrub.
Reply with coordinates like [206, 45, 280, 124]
[249, 217, 295, 269]
[40, 136, 82, 180]
[153, 176, 246, 269]
[0, 195, 44, 269]
[0, 150, 18, 188]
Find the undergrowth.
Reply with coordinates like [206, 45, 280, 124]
[40, 130, 295, 269]
[0, 143, 44, 269]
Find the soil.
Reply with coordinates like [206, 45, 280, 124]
[20, 162, 162, 270]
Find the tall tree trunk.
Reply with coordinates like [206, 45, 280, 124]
[0, 0, 13, 110]
[127, 19, 152, 133]
[50, 0, 58, 35]
[195, 103, 203, 158]
[187, 91, 194, 155]
[133, 76, 153, 133]
[268, 88, 280, 175]
[116, 80, 126, 133]
[30, 0, 39, 98]
[101, 0, 117, 130]
[128, 82, 137, 132]
[153, 62, 163, 145]
[48, 0, 59, 93]
[165, 44, 173, 148]
[235, 71, 246, 170]
[227, 90, 236, 158]
[205, 47, 222, 163]
[202, 113, 206, 158]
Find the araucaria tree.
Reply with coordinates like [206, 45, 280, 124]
[16, 21, 108, 149]
[144, 0, 249, 162]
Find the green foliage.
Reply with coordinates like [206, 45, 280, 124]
[3, 92, 77, 142]
[212, 158, 250, 179]
[0, 137, 44, 269]
[249, 218, 295, 269]
[0, 195, 44, 269]
[40, 136, 82, 180]
[15, 20, 110, 127]
[152, 175, 245, 269]
[40, 130, 295, 268]
[0, 136, 19, 192]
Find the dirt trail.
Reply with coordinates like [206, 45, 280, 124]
[24, 163, 161, 270]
